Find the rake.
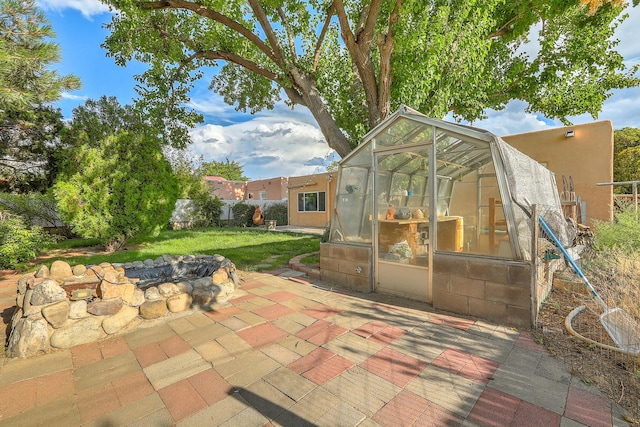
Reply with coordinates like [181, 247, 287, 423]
[539, 216, 640, 354]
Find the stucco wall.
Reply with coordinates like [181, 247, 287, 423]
[246, 177, 289, 201]
[502, 121, 614, 224]
[288, 172, 336, 227]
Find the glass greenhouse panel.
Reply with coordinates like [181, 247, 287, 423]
[373, 118, 434, 148]
[330, 165, 373, 243]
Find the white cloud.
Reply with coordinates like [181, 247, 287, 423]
[189, 110, 334, 180]
[60, 92, 89, 101]
[37, 0, 109, 19]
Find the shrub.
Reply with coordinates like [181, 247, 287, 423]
[263, 202, 288, 225]
[231, 202, 256, 227]
[191, 194, 224, 227]
[0, 216, 52, 270]
[54, 131, 179, 251]
[593, 202, 640, 251]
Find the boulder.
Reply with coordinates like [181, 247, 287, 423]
[176, 281, 193, 295]
[128, 288, 145, 307]
[34, 265, 49, 278]
[119, 283, 136, 305]
[144, 287, 161, 301]
[42, 300, 70, 328]
[30, 280, 66, 306]
[69, 300, 89, 319]
[212, 269, 229, 285]
[158, 283, 180, 298]
[7, 315, 50, 358]
[72, 264, 87, 276]
[139, 299, 167, 319]
[167, 293, 192, 313]
[102, 306, 139, 334]
[50, 316, 106, 348]
[98, 280, 122, 300]
[49, 260, 73, 279]
[87, 297, 122, 316]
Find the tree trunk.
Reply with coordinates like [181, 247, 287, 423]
[289, 69, 353, 158]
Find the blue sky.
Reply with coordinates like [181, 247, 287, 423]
[39, 1, 640, 180]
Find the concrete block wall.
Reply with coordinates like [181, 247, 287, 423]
[432, 254, 532, 327]
[320, 243, 371, 293]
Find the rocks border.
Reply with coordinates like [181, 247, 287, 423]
[7, 255, 238, 359]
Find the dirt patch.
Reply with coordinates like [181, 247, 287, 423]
[533, 287, 640, 425]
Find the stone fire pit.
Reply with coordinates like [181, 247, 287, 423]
[7, 254, 239, 359]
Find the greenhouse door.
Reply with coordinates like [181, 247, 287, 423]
[374, 146, 433, 303]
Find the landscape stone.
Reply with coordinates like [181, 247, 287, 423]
[49, 260, 73, 279]
[98, 280, 122, 300]
[87, 297, 122, 316]
[30, 280, 67, 305]
[119, 283, 136, 304]
[102, 305, 139, 334]
[176, 281, 193, 294]
[86, 265, 103, 277]
[50, 316, 106, 348]
[16, 292, 24, 308]
[144, 287, 161, 301]
[129, 288, 146, 307]
[17, 276, 30, 294]
[42, 300, 70, 328]
[158, 282, 180, 298]
[7, 315, 50, 358]
[167, 293, 192, 313]
[139, 299, 168, 319]
[34, 265, 49, 278]
[72, 264, 87, 276]
[212, 269, 229, 285]
[212, 254, 225, 262]
[69, 300, 89, 319]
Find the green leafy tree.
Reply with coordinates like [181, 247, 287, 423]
[199, 158, 249, 181]
[0, 0, 79, 191]
[613, 127, 640, 193]
[0, 0, 80, 111]
[0, 214, 52, 270]
[54, 131, 179, 251]
[0, 106, 65, 191]
[103, 0, 639, 157]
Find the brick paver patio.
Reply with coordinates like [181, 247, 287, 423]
[0, 269, 624, 426]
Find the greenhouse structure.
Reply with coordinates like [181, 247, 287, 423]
[320, 106, 571, 327]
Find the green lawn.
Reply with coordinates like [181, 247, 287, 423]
[40, 227, 321, 271]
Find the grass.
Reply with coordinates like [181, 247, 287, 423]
[36, 227, 321, 272]
[299, 253, 320, 266]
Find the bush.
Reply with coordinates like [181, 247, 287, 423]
[231, 202, 256, 227]
[593, 202, 640, 251]
[0, 216, 52, 270]
[263, 202, 288, 225]
[191, 195, 224, 227]
[54, 131, 179, 251]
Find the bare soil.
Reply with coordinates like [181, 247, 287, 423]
[533, 287, 640, 425]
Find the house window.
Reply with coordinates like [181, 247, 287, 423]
[298, 191, 326, 212]
[259, 191, 267, 200]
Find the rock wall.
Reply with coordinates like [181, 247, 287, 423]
[7, 255, 238, 359]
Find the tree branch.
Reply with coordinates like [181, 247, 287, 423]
[487, 10, 525, 38]
[312, 2, 335, 72]
[333, 0, 381, 125]
[246, 0, 288, 67]
[134, 0, 279, 64]
[276, 6, 298, 64]
[377, 0, 401, 121]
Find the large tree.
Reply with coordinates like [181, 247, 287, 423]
[613, 127, 640, 193]
[199, 158, 249, 181]
[54, 131, 179, 251]
[103, 0, 639, 157]
[0, 0, 80, 190]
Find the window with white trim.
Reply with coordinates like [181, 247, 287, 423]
[298, 191, 326, 212]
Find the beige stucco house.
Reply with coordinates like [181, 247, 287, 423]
[287, 172, 337, 228]
[502, 120, 614, 225]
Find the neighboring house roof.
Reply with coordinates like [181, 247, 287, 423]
[204, 176, 228, 182]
